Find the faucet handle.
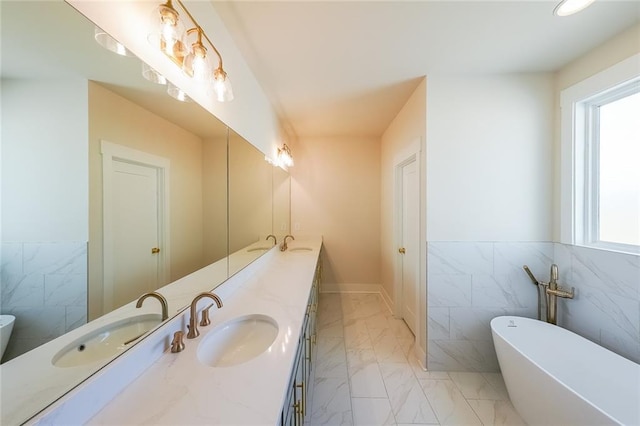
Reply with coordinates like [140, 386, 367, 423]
[200, 304, 213, 327]
[171, 331, 185, 353]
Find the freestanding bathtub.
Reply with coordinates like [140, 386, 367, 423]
[491, 316, 640, 426]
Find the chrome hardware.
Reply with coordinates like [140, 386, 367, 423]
[171, 331, 185, 353]
[280, 234, 295, 251]
[151, 247, 160, 254]
[135, 291, 169, 321]
[187, 292, 223, 339]
[266, 234, 277, 245]
[399, 247, 406, 254]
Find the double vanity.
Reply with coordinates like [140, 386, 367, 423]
[21, 238, 322, 425]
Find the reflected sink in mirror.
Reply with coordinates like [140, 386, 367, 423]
[51, 314, 162, 368]
[247, 246, 271, 253]
[289, 247, 312, 252]
[197, 314, 278, 368]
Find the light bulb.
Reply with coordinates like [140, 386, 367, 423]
[553, 0, 596, 16]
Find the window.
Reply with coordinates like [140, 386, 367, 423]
[588, 88, 640, 248]
[560, 54, 640, 254]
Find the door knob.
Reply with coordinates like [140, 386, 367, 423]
[151, 247, 160, 254]
[399, 248, 406, 254]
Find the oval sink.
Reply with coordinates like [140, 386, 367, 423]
[52, 313, 162, 368]
[197, 314, 278, 368]
[289, 247, 312, 252]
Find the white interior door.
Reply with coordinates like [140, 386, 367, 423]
[400, 160, 419, 335]
[110, 160, 160, 310]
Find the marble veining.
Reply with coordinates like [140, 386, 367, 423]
[428, 240, 640, 371]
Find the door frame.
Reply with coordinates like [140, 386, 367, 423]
[392, 138, 425, 362]
[101, 140, 171, 312]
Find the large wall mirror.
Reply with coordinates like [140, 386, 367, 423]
[0, 1, 289, 424]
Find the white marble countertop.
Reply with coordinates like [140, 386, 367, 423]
[1, 239, 276, 426]
[87, 237, 322, 425]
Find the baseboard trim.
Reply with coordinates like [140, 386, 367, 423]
[379, 285, 394, 314]
[320, 283, 382, 293]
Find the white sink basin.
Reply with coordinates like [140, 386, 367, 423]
[52, 313, 162, 368]
[289, 247, 312, 252]
[197, 314, 278, 368]
[247, 246, 270, 252]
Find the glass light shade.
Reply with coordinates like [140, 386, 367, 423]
[277, 145, 294, 168]
[553, 0, 596, 16]
[182, 42, 212, 83]
[147, 1, 187, 61]
[141, 62, 167, 85]
[94, 27, 135, 57]
[211, 68, 234, 102]
[167, 82, 192, 102]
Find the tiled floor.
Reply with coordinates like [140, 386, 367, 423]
[309, 293, 526, 426]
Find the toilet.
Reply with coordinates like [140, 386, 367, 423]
[0, 315, 15, 362]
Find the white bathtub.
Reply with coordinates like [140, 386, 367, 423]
[491, 316, 640, 426]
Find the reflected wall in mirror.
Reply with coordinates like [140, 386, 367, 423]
[273, 165, 291, 241]
[228, 130, 273, 275]
[0, 1, 230, 361]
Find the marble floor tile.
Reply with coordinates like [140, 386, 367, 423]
[447, 371, 503, 400]
[310, 377, 353, 425]
[466, 399, 526, 425]
[481, 372, 510, 401]
[316, 337, 348, 378]
[312, 293, 525, 426]
[347, 349, 388, 398]
[379, 363, 439, 424]
[351, 397, 395, 426]
[419, 379, 482, 425]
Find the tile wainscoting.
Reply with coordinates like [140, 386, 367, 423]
[1, 241, 87, 361]
[426, 241, 639, 371]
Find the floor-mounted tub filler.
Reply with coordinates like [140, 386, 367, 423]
[491, 316, 640, 426]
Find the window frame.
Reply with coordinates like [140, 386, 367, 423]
[560, 53, 640, 255]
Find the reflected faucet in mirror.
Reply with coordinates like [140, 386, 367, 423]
[187, 292, 223, 339]
[266, 234, 277, 245]
[136, 292, 169, 321]
[280, 235, 295, 251]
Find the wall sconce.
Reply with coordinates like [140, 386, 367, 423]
[147, 0, 234, 102]
[553, 0, 595, 16]
[277, 144, 294, 168]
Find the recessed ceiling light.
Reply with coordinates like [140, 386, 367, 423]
[554, 0, 596, 16]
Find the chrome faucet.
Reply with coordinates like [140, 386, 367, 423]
[280, 234, 295, 251]
[187, 292, 223, 339]
[545, 264, 574, 325]
[136, 291, 169, 321]
[266, 234, 277, 245]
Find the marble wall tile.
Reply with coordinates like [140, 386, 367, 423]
[1, 241, 87, 360]
[471, 274, 534, 309]
[493, 242, 553, 279]
[23, 242, 87, 275]
[427, 307, 450, 340]
[554, 243, 640, 364]
[427, 274, 472, 307]
[428, 242, 494, 275]
[427, 339, 499, 372]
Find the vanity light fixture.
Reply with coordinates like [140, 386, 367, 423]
[142, 62, 168, 85]
[277, 144, 294, 168]
[167, 81, 192, 102]
[553, 0, 595, 16]
[148, 0, 234, 102]
[94, 26, 135, 57]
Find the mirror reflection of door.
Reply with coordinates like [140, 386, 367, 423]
[110, 160, 161, 310]
[399, 159, 419, 336]
[101, 141, 170, 314]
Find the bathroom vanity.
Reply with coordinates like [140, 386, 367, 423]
[29, 238, 322, 425]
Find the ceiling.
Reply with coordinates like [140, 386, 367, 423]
[213, 1, 640, 138]
[0, 1, 227, 140]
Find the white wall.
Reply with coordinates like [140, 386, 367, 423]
[291, 136, 380, 288]
[426, 74, 554, 242]
[1, 79, 88, 242]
